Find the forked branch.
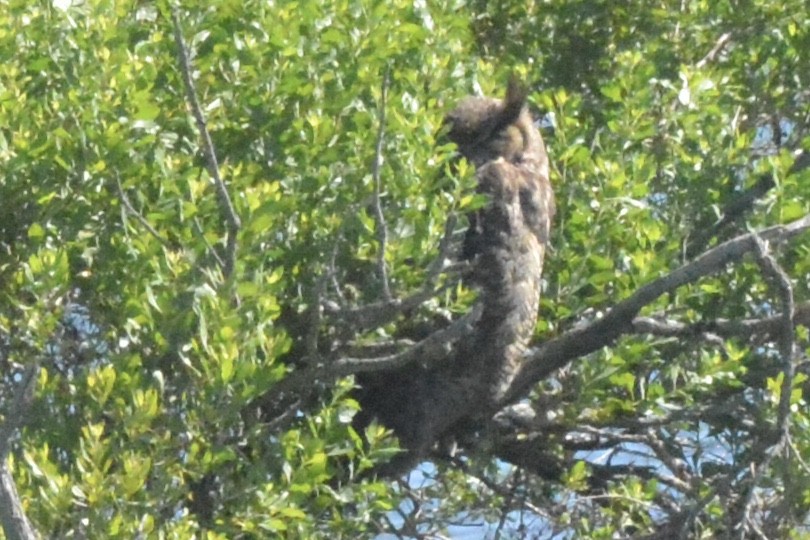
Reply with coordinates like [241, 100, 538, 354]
[507, 211, 810, 403]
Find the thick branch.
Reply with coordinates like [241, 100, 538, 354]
[506, 212, 810, 402]
[0, 466, 38, 540]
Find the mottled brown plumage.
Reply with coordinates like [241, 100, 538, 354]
[446, 77, 554, 401]
[355, 79, 554, 474]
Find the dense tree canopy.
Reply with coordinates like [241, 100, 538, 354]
[1, 0, 809, 538]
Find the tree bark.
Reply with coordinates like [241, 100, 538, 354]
[0, 463, 39, 540]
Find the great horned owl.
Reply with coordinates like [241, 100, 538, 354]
[353, 80, 554, 474]
[445, 77, 554, 402]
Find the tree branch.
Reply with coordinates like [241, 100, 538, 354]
[632, 300, 810, 342]
[323, 214, 461, 330]
[171, 8, 241, 278]
[0, 363, 40, 540]
[251, 303, 482, 414]
[506, 212, 810, 403]
[733, 235, 796, 538]
[115, 172, 172, 248]
[696, 32, 732, 69]
[371, 67, 392, 301]
[686, 173, 775, 258]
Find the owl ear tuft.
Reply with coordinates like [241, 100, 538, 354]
[496, 75, 528, 131]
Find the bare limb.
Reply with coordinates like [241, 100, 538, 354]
[733, 235, 796, 538]
[252, 303, 482, 413]
[170, 8, 241, 278]
[632, 300, 810, 342]
[371, 67, 392, 300]
[323, 280, 457, 331]
[507, 212, 810, 402]
[0, 363, 40, 540]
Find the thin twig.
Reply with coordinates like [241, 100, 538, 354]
[446, 456, 547, 517]
[302, 274, 327, 364]
[192, 218, 226, 269]
[115, 172, 172, 248]
[686, 173, 775, 258]
[170, 8, 241, 278]
[327, 239, 347, 305]
[323, 281, 455, 330]
[323, 214, 462, 331]
[261, 398, 303, 434]
[696, 32, 732, 69]
[424, 214, 459, 282]
[371, 67, 392, 300]
[787, 435, 810, 476]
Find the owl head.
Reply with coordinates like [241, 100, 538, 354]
[444, 77, 533, 167]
